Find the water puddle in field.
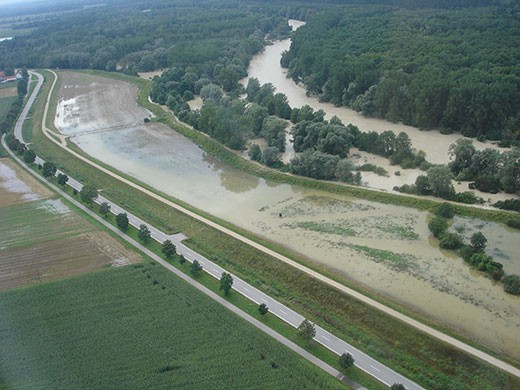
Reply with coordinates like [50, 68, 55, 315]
[0, 162, 41, 203]
[55, 69, 520, 358]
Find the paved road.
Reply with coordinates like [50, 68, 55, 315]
[11, 71, 424, 389]
[2, 135, 362, 389]
[14, 72, 44, 141]
[29, 69, 520, 381]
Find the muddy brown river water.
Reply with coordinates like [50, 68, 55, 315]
[55, 68, 519, 359]
[240, 20, 518, 204]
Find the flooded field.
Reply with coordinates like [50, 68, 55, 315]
[0, 158, 141, 290]
[55, 72, 151, 135]
[239, 21, 518, 204]
[0, 158, 51, 207]
[54, 71, 520, 358]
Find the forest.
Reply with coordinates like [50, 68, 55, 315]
[2, 0, 518, 198]
[282, 5, 520, 143]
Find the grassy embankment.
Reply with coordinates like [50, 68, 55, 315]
[0, 265, 346, 390]
[27, 69, 520, 390]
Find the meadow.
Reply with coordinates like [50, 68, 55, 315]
[0, 265, 345, 390]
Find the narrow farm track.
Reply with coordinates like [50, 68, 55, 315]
[34, 70, 520, 379]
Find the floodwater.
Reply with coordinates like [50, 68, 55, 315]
[242, 35, 505, 165]
[241, 21, 518, 204]
[55, 71, 520, 359]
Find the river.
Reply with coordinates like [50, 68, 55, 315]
[54, 66, 520, 359]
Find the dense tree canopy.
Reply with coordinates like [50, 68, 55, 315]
[282, 5, 520, 143]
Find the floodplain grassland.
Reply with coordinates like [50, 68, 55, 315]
[0, 265, 346, 390]
[27, 69, 520, 390]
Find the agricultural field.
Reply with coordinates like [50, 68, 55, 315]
[0, 158, 140, 290]
[0, 264, 345, 390]
[0, 96, 17, 120]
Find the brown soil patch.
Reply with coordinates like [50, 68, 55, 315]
[0, 86, 17, 98]
[0, 232, 141, 291]
[0, 158, 53, 207]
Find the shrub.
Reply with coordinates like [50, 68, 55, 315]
[470, 232, 487, 252]
[475, 174, 501, 193]
[439, 233, 463, 250]
[248, 144, 261, 162]
[434, 202, 455, 219]
[494, 199, 520, 211]
[428, 216, 448, 238]
[503, 275, 520, 295]
[506, 218, 520, 230]
[453, 191, 480, 204]
[261, 146, 281, 167]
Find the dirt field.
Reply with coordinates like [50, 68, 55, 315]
[0, 158, 52, 207]
[0, 158, 141, 290]
[0, 86, 17, 99]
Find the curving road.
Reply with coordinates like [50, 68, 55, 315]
[14, 72, 44, 141]
[30, 69, 520, 380]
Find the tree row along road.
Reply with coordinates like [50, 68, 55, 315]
[33, 70, 520, 379]
[11, 72, 419, 389]
[2, 135, 364, 390]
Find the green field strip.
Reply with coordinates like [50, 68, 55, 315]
[0, 265, 346, 390]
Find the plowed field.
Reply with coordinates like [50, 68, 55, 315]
[0, 159, 141, 290]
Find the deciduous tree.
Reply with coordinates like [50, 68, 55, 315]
[219, 272, 233, 295]
[161, 240, 176, 258]
[42, 162, 56, 178]
[138, 224, 151, 243]
[23, 149, 35, 164]
[190, 260, 203, 276]
[297, 319, 316, 345]
[99, 202, 110, 218]
[258, 303, 269, 315]
[338, 353, 354, 370]
[80, 184, 98, 206]
[116, 213, 129, 230]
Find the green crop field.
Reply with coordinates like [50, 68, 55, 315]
[0, 264, 345, 390]
[0, 96, 16, 119]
